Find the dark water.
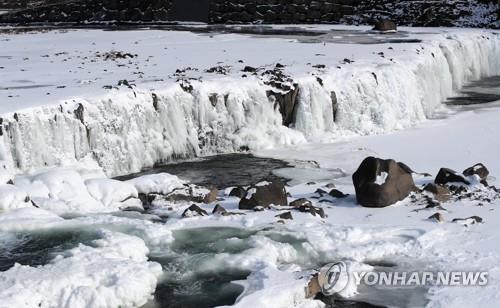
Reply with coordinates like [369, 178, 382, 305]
[0, 229, 99, 272]
[145, 227, 313, 308]
[445, 75, 500, 106]
[116, 153, 291, 188]
[143, 227, 427, 308]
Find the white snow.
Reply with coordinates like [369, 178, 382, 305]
[374, 172, 388, 185]
[0, 230, 162, 308]
[0, 184, 29, 211]
[85, 178, 138, 208]
[0, 24, 499, 308]
[0, 26, 498, 176]
[126, 173, 186, 195]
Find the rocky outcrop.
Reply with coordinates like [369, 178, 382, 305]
[352, 157, 418, 208]
[1, 0, 497, 28]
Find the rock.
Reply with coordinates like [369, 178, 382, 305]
[315, 188, 328, 196]
[463, 163, 489, 181]
[239, 181, 288, 210]
[138, 193, 157, 206]
[352, 157, 418, 208]
[182, 204, 208, 218]
[229, 186, 246, 198]
[297, 203, 325, 218]
[329, 189, 348, 198]
[203, 186, 219, 203]
[253, 206, 265, 212]
[423, 183, 451, 202]
[166, 185, 218, 204]
[212, 204, 227, 215]
[275, 211, 293, 220]
[435, 168, 470, 185]
[242, 66, 257, 73]
[373, 20, 397, 32]
[305, 274, 321, 299]
[452, 216, 483, 224]
[290, 198, 312, 208]
[325, 183, 336, 189]
[428, 212, 444, 223]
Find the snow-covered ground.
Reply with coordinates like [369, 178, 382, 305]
[0, 25, 498, 177]
[0, 25, 500, 308]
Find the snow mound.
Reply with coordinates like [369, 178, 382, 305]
[85, 178, 138, 208]
[0, 230, 162, 308]
[0, 184, 30, 211]
[126, 173, 186, 195]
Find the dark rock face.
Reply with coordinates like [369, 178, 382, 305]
[435, 168, 470, 185]
[373, 20, 397, 31]
[266, 85, 300, 127]
[352, 157, 418, 208]
[239, 181, 287, 210]
[1, 0, 497, 28]
[463, 163, 489, 181]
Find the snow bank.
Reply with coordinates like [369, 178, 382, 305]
[0, 166, 156, 214]
[0, 184, 30, 211]
[0, 29, 498, 177]
[0, 230, 162, 308]
[126, 173, 186, 195]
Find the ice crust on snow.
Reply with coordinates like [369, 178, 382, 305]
[0, 27, 498, 177]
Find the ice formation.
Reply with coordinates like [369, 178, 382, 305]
[0, 30, 498, 177]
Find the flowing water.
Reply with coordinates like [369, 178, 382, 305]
[115, 153, 292, 188]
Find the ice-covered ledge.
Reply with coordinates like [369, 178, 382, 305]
[0, 26, 499, 177]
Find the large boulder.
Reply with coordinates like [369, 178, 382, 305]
[352, 157, 417, 208]
[463, 163, 489, 181]
[435, 168, 470, 185]
[239, 181, 287, 210]
[373, 20, 397, 32]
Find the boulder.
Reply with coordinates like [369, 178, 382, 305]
[435, 168, 470, 185]
[296, 203, 325, 218]
[239, 181, 287, 210]
[463, 163, 489, 181]
[452, 216, 483, 224]
[329, 189, 348, 198]
[166, 185, 218, 204]
[423, 183, 451, 202]
[229, 186, 247, 198]
[182, 204, 208, 218]
[352, 157, 418, 208]
[373, 20, 397, 32]
[289, 198, 312, 208]
[428, 212, 444, 223]
[212, 204, 227, 215]
[275, 211, 293, 220]
[305, 274, 321, 299]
